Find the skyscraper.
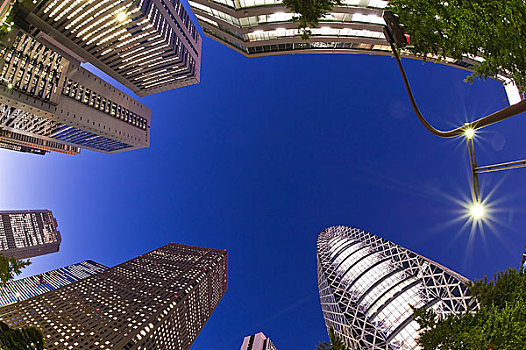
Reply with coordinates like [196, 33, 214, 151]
[0, 260, 107, 307]
[0, 210, 61, 259]
[0, 243, 228, 350]
[0, 0, 202, 155]
[0, 28, 151, 154]
[25, 0, 202, 97]
[189, 0, 468, 64]
[317, 226, 476, 349]
[188, 0, 520, 104]
[241, 332, 278, 350]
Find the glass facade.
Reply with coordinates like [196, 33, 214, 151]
[0, 210, 61, 259]
[0, 260, 107, 307]
[317, 226, 477, 349]
[189, 0, 479, 71]
[52, 125, 132, 152]
[0, 243, 228, 350]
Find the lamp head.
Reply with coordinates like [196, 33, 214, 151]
[464, 127, 475, 139]
[470, 202, 485, 220]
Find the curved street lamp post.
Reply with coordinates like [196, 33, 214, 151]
[383, 11, 526, 207]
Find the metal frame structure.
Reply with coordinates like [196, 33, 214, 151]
[317, 226, 477, 349]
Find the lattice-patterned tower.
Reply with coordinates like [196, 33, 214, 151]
[317, 226, 477, 350]
[0, 243, 228, 350]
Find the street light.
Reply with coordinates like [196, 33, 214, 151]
[383, 10, 408, 48]
[470, 202, 485, 220]
[383, 11, 526, 139]
[383, 10, 526, 206]
[464, 127, 475, 139]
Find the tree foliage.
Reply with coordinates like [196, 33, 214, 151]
[413, 268, 526, 349]
[316, 326, 349, 350]
[0, 321, 44, 350]
[0, 0, 28, 36]
[0, 255, 31, 286]
[282, 0, 341, 40]
[388, 0, 526, 92]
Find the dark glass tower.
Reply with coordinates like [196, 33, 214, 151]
[317, 226, 476, 349]
[0, 210, 61, 259]
[0, 243, 228, 350]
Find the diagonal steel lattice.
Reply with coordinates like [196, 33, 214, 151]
[317, 226, 478, 350]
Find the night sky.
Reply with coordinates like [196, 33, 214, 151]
[2, 14, 526, 350]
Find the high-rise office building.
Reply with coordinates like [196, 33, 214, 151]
[0, 243, 228, 350]
[0, 210, 61, 259]
[241, 332, 278, 350]
[189, 0, 521, 104]
[0, 260, 107, 307]
[0, 28, 151, 154]
[317, 226, 477, 349]
[25, 0, 202, 97]
[189, 0, 469, 64]
[0, 0, 202, 155]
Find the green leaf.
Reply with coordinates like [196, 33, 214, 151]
[388, 0, 526, 92]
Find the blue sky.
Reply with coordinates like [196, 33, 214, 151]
[3, 21, 526, 350]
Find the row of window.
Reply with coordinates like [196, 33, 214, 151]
[163, 0, 201, 51]
[62, 79, 147, 130]
[0, 140, 47, 155]
[0, 33, 65, 102]
[1, 129, 80, 154]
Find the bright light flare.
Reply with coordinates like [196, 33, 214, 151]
[116, 12, 127, 22]
[7, 83, 13, 89]
[470, 202, 485, 220]
[464, 127, 475, 139]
